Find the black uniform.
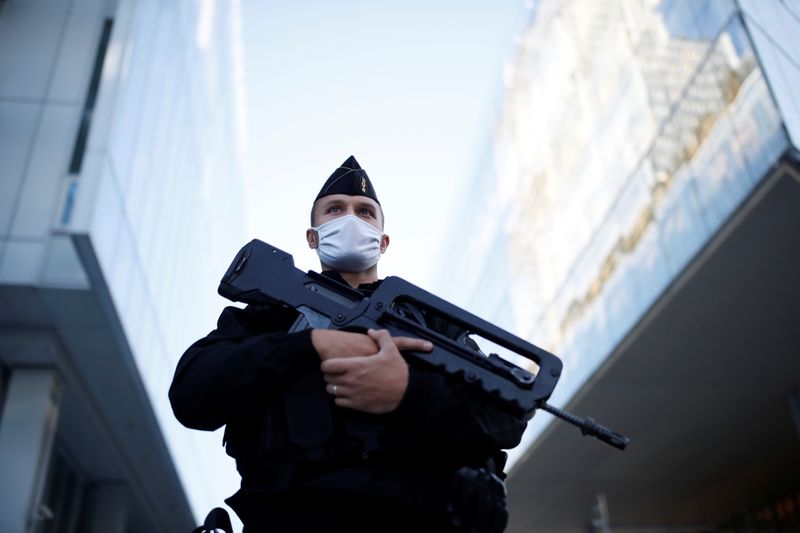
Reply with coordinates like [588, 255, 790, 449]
[170, 271, 526, 532]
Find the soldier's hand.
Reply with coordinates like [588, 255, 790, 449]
[320, 329, 432, 414]
[310, 329, 378, 360]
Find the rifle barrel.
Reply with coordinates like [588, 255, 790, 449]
[540, 402, 629, 450]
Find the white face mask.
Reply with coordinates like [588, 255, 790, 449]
[312, 215, 383, 272]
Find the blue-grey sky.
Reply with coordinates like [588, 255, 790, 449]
[241, 0, 531, 287]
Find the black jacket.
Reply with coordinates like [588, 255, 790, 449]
[169, 271, 526, 529]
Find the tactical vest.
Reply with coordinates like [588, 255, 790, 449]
[222, 312, 390, 490]
[222, 295, 478, 488]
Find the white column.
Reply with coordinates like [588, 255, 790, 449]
[0, 368, 61, 533]
[87, 483, 128, 533]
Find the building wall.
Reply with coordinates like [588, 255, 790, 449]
[437, 0, 796, 469]
[739, 0, 800, 149]
[62, 0, 250, 514]
[0, 0, 96, 289]
[0, 0, 248, 528]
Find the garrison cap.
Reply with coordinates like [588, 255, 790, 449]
[315, 155, 380, 205]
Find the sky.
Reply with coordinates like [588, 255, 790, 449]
[240, 0, 532, 289]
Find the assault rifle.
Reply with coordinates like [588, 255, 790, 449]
[219, 239, 629, 450]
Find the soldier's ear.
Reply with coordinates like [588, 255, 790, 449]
[380, 233, 390, 254]
[306, 228, 319, 249]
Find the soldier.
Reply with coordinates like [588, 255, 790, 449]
[170, 156, 526, 532]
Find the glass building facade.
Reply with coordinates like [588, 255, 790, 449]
[438, 0, 800, 531]
[499, 0, 787, 428]
[0, 0, 247, 531]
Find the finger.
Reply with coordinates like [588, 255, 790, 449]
[320, 357, 363, 375]
[367, 328, 394, 352]
[322, 373, 347, 384]
[334, 397, 357, 409]
[320, 360, 346, 375]
[326, 383, 350, 398]
[323, 372, 358, 388]
[392, 336, 433, 352]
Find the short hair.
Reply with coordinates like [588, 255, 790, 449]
[310, 199, 385, 230]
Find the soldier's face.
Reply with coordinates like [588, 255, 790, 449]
[312, 194, 383, 231]
[307, 194, 389, 255]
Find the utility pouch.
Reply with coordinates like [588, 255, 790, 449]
[446, 466, 509, 533]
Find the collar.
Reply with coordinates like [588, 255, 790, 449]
[320, 270, 382, 294]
